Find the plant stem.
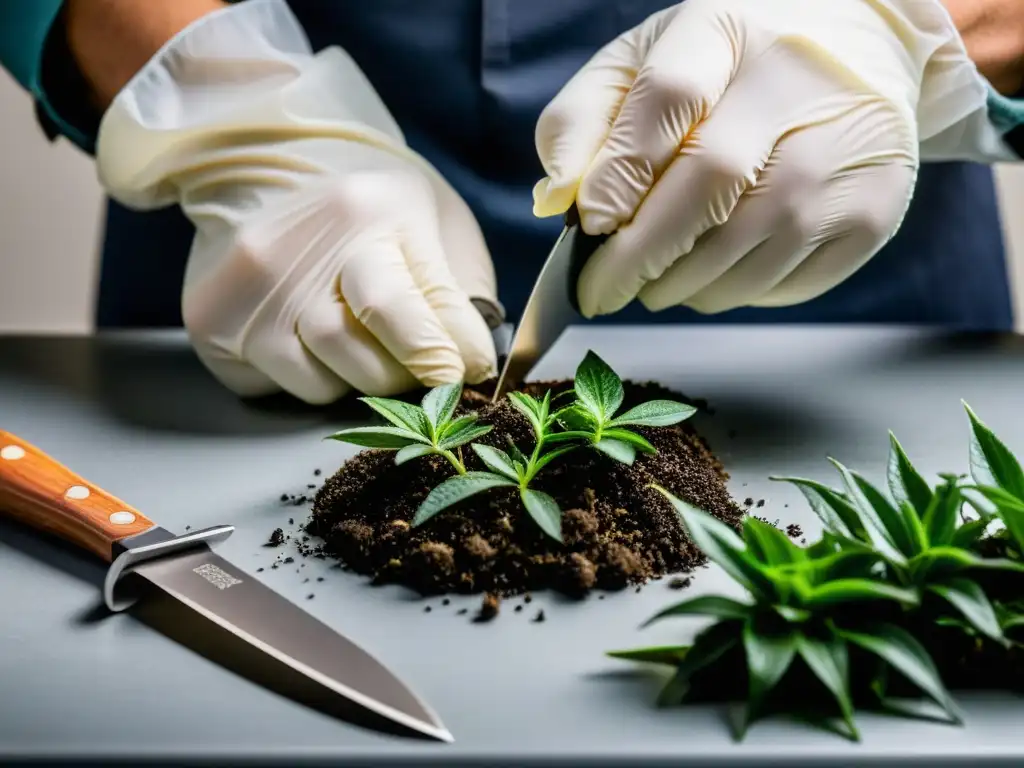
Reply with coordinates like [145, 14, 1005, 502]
[441, 449, 466, 474]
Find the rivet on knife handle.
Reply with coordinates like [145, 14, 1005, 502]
[0, 430, 157, 562]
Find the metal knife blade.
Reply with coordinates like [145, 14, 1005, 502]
[492, 204, 608, 402]
[0, 430, 450, 743]
[128, 543, 451, 742]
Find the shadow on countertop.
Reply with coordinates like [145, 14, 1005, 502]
[0, 334, 373, 436]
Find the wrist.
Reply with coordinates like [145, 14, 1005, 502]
[941, 0, 1024, 96]
[64, 0, 228, 109]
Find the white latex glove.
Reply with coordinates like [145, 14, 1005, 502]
[534, 0, 1017, 318]
[95, 0, 501, 403]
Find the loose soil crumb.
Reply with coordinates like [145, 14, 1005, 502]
[301, 379, 743, 600]
[533, 609, 546, 623]
[265, 528, 285, 547]
[668, 577, 692, 590]
[475, 593, 500, 622]
[786, 524, 803, 539]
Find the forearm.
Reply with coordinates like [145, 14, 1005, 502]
[64, 0, 227, 109]
[942, 0, 1024, 95]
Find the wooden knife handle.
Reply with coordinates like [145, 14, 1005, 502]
[0, 430, 156, 562]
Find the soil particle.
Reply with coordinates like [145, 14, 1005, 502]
[303, 379, 743, 600]
[755, 499, 765, 508]
[265, 528, 285, 547]
[475, 593, 500, 622]
[786, 523, 803, 538]
[533, 609, 546, 623]
[668, 576, 692, 590]
[457, 608, 468, 615]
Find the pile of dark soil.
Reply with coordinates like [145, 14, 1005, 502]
[301, 378, 744, 598]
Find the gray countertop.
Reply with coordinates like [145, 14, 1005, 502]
[2, 326, 1024, 766]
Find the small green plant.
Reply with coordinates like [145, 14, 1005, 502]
[325, 350, 696, 543]
[772, 431, 1024, 644]
[610, 401, 1024, 742]
[413, 389, 574, 541]
[326, 383, 491, 474]
[549, 351, 696, 466]
[609, 489, 955, 742]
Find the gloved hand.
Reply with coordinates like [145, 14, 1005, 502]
[94, 0, 502, 403]
[534, 0, 1015, 318]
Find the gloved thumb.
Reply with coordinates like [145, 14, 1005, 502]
[532, 9, 677, 219]
[533, 36, 643, 218]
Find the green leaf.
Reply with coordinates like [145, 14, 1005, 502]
[743, 517, 805, 566]
[973, 485, 1024, 552]
[553, 405, 597, 432]
[593, 438, 636, 465]
[743, 618, 797, 723]
[574, 350, 624, 421]
[544, 430, 596, 445]
[829, 460, 908, 565]
[656, 621, 742, 707]
[796, 548, 882, 586]
[507, 391, 543, 433]
[852, 470, 917, 557]
[532, 445, 576, 474]
[655, 486, 775, 600]
[898, 501, 930, 556]
[609, 400, 697, 428]
[471, 444, 519, 481]
[606, 645, 690, 666]
[965, 402, 1024, 499]
[521, 489, 563, 542]
[798, 579, 919, 609]
[421, 382, 462, 432]
[601, 428, 657, 454]
[951, 518, 991, 549]
[794, 630, 858, 741]
[438, 414, 477, 439]
[928, 578, 1004, 643]
[836, 622, 961, 724]
[413, 471, 515, 526]
[770, 476, 863, 539]
[641, 595, 754, 627]
[358, 397, 431, 435]
[921, 480, 962, 548]
[327, 426, 430, 449]
[437, 423, 492, 451]
[394, 444, 433, 466]
[908, 545, 984, 581]
[887, 432, 933, 514]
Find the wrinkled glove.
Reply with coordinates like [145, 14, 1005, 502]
[95, 0, 501, 403]
[534, 0, 1015, 318]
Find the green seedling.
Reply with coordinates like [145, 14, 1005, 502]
[326, 382, 491, 474]
[412, 389, 574, 542]
[549, 351, 697, 465]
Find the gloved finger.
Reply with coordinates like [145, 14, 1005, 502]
[531, 11, 676, 219]
[244, 319, 352, 405]
[752, 164, 915, 308]
[399, 206, 498, 385]
[646, 122, 915, 313]
[577, 81, 776, 318]
[190, 341, 283, 399]
[297, 287, 418, 397]
[576, 5, 737, 234]
[341, 241, 466, 388]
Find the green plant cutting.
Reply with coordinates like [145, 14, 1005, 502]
[326, 350, 696, 543]
[610, 401, 1024, 742]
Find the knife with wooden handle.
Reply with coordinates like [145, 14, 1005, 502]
[0, 429, 452, 743]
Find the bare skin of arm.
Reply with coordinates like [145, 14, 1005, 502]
[942, 0, 1024, 95]
[64, 0, 227, 110]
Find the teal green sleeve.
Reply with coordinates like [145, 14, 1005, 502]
[0, 0, 95, 152]
[988, 87, 1024, 134]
